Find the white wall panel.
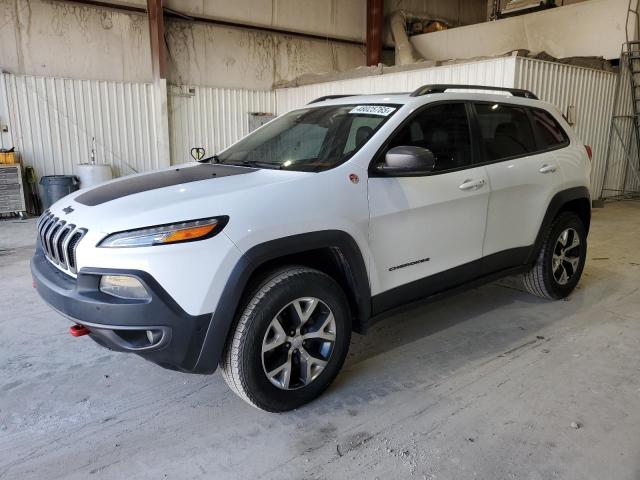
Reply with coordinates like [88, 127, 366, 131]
[0, 57, 619, 202]
[0, 73, 161, 179]
[275, 57, 518, 114]
[513, 57, 618, 196]
[169, 86, 276, 165]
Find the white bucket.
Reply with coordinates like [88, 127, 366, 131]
[77, 163, 113, 189]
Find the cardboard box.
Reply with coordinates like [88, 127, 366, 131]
[0, 152, 16, 164]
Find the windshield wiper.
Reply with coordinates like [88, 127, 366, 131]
[249, 161, 282, 170]
[222, 160, 282, 170]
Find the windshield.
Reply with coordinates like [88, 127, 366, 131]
[217, 104, 399, 172]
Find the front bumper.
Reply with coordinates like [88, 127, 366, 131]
[31, 247, 214, 373]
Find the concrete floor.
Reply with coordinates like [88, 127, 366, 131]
[1, 202, 639, 480]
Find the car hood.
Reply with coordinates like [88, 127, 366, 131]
[48, 163, 310, 233]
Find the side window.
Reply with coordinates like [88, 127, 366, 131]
[530, 108, 569, 150]
[386, 103, 472, 172]
[475, 103, 535, 161]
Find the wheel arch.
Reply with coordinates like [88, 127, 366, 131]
[529, 186, 591, 264]
[193, 230, 371, 374]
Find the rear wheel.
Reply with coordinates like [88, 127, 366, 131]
[220, 266, 351, 412]
[522, 211, 587, 299]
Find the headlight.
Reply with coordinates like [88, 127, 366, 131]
[98, 216, 228, 248]
[100, 275, 150, 300]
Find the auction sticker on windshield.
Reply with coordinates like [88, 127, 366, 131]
[349, 105, 396, 116]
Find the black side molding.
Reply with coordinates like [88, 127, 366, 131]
[371, 246, 531, 317]
[193, 230, 370, 373]
[529, 186, 591, 264]
[370, 187, 590, 318]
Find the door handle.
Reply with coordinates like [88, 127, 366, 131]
[458, 178, 486, 191]
[539, 164, 557, 174]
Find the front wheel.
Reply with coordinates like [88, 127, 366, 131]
[522, 211, 587, 299]
[220, 266, 351, 412]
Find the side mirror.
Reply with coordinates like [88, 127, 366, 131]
[377, 146, 435, 175]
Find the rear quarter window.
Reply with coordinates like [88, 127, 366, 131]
[530, 108, 570, 150]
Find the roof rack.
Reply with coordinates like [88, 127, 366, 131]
[410, 84, 538, 100]
[307, 94, 360, 104]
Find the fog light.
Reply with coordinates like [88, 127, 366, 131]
[100, 275, 150, 300]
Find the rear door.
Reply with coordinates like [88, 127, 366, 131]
[475, 103, 569, 257]
[367, 102, 490, 298]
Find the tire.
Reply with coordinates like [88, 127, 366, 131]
[522, 211, 587, 299]
[220, 266, 352, 412]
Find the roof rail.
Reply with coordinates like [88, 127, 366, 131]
[410, 84, 538, 100]
[307, 94, 360, 104]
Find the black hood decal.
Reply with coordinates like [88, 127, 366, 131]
[75, 164, 256, 207]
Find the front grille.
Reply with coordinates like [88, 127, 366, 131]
[37, 210, 87, 274]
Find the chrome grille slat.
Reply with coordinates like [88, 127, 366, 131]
[38, 214, 51, 251]
[37, 212, 49, 239]
[37, 212, 87, 274]
[44, 217, 56, 258]
[66, 229, 87, 274]
[61, 224, 76, 270]
[51, 221, 67, 263]
[36, 211, 50, 233]
[41, 216, 57, 258]
[45, 217, 60, 262]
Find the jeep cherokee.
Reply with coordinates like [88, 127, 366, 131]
[31, 84, 591, 411]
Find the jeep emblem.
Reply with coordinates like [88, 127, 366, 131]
[62, 206, 74, 214]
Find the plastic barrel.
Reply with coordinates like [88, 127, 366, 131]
[39, 175, 80, 209]
[77, 163, 113, 189]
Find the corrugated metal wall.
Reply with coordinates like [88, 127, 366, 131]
[275, 57, 518, 113]
[513, 57, 618, 196]
[599, 57, 640, 198]
[166, 58, 517, 168]
[0, 58, 622, 200]
[0, 73, 162, 179]
[168, 85, 276, 165]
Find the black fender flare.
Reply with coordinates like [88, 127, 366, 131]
[528, 186, 591, 264]
[193, 230, 371, 373]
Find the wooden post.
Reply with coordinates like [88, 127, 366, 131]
[147, 0, 166, 81]
[366, 0, 383, 66]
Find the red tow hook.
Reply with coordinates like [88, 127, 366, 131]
[69, 324, 90, 337]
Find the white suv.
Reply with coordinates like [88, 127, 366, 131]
[32, 84, 591, 411]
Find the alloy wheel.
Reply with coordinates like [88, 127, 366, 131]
[552, 227, 581, 285]
[261, 297, 336, 390]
